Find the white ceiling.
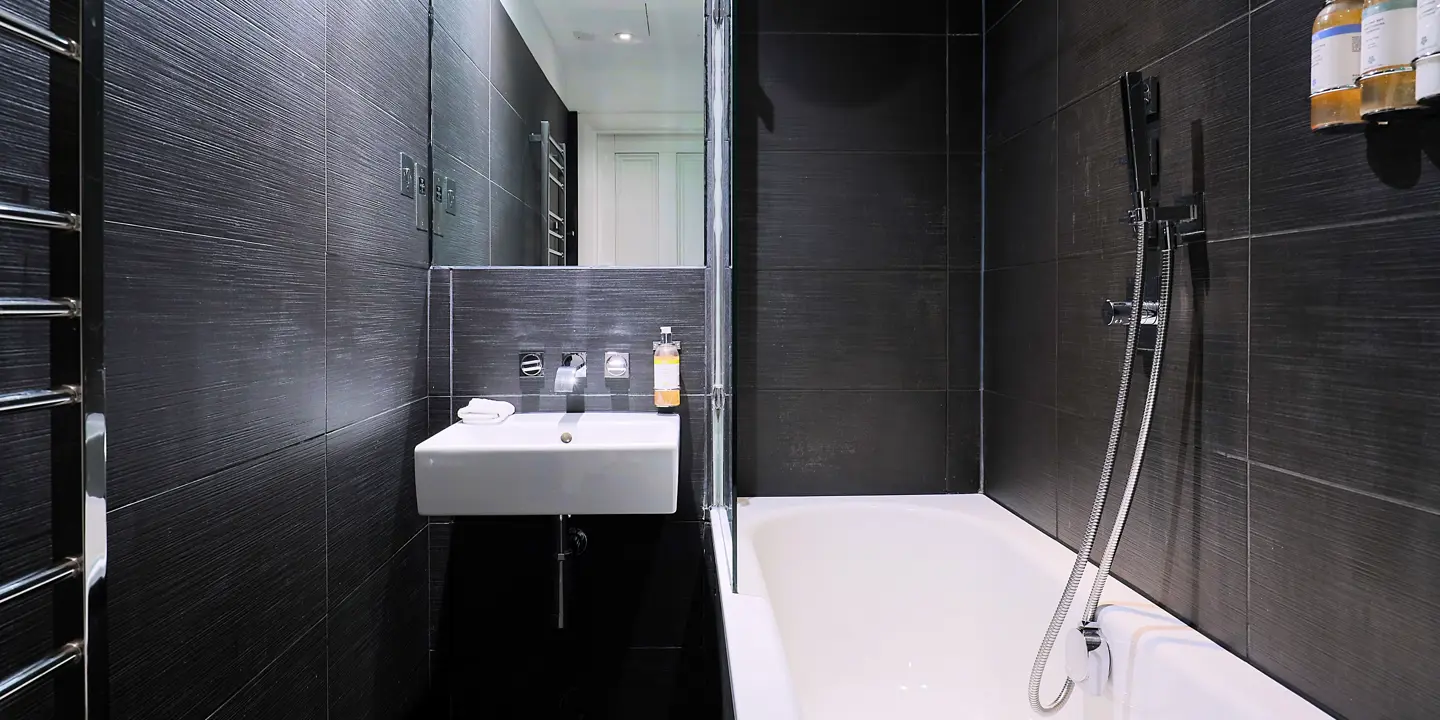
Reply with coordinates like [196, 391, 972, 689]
[522, 0, 705, 114]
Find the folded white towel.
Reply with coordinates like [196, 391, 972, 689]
[457, 398, 516, 425]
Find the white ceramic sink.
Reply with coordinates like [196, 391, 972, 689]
[414, 412, 680, 516]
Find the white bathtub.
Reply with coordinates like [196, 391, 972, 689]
[711, 495, 1329, 720]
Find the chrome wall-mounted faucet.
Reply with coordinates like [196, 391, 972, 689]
[554, 352, 586, 393]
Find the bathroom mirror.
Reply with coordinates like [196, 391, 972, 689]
[430, 0, 706, 267]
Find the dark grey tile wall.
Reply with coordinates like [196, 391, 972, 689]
[734, 4, 982, 497]
[985, 0, 1440, 716]
[0, 0, 433, 715]
[431, 0, 570, 266]
[427, 266, 719, 718]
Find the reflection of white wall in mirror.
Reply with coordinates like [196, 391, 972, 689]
[576, 113, 703, 266]
[594, 134, 703, 267]
[498, 0, 565, 97]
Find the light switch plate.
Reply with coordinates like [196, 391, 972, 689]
[400, 153, 416, 198]
[431, 171, 445, 236]
[444, 177, 458, 216]
[415, 162, 430, 232]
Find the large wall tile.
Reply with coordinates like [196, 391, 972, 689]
[326, 78, 430, 269]
[738, 34, 947, 152]
[490, 182, 538, 266]
[327, 399, 429, 602]
[985, 262, 1056, 407]
[1251, 0, 1440, 235]
[428, 269, 452, 394]
[328, 529, 430, 720]
[450, 268, 707, 396]
[950, 270, 981, 390]
[106, 0, 325, 245]
[1251, 219, 1440, 511]
[735, 390, 948, 496]
[433, 0, 491, 78]
[1250, 466, 1440, 719]
[949, 154, 983, 270]
[1058, 0, 1246, 104]
[0, 24, 48, 184]
[433, 151, 493, 267]
[109, 438, 326, 719]
[1055, 251, 1134, 420]
[984, 393, 1057, 534]
[326, 0, 430, 135]
[736, 153, 949, 271]
[107, 222, 325, 506]
[949, 36, 984, 153]
[986, 119, 1057, 269]
[1056, 87, 1129, 260]
[326, 258, 428, 431]
[209, 622, 327, 720]
[489, 86, 534, 209]
[432, 24, 491, 178]
[736, 270, 948, 391]
[948, 390, 981, 493]
[986, 0, 1056, 140]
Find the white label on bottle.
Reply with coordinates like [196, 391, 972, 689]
[1362, 1, 1418, 74]
[654, 362, 680, 391]
[1313, 24, 1363, 93]
[1419, 0, 1440, 55]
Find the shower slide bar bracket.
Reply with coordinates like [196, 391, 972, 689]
[1119, 73, 1207, 252]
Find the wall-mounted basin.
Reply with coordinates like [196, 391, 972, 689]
[415, 412, 680, 516]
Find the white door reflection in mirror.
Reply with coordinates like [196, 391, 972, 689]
[593, 133, 703, 267]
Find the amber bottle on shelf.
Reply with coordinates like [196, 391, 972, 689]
[1312, 0, 1365, 131]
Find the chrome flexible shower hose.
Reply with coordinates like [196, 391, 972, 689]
[1026, 220, 1174, 714]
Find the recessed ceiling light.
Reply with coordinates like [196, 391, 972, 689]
[614, 32, 634, 42]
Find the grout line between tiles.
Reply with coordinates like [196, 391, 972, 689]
[1247, 459, 1440, 520]
[1245, 4, 1254, 659]
[202, 616, 327, 720]
[331, 525, 430, 611]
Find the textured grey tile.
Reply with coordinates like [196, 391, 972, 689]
[987, 0, 1056, 141]
[565, 517, 706, 650]
[0, 25, 48, 185]
[109, 438, 326, 719]
[433, 0, 490, 78]
[327, 399, 429, 602]
[739, 34, 947, 152]
[107, 222, 325, 506]
[949, 154, 983, 270]
[737, 270, 947, 391]
[209, 622, 327, 720]
[986, 119, 1057, 269]
[428, 394, 457, 438]
[490, 0, 547, 124]
[0, 411, 49, 575]
[429, 269, 453, 395]
[432, 150, 493, 267]
[429, 521, 452, 649]
[450, 268, 707, 396]
[950, 270, 981, 390]
[490, 182, 538, 266]
[949, 37, 984, 154]
[326, 78, 430, 269]
[1251, 0, 1440, 235]
[1249, 466, 1440, 720]
[948, 390, 981, 493]
[1056, 88, 1130, 260]
[326, 256, 428, 431]
[0, 592, 55, 717]
[985, 262, 1056, 407]
[746, 0, 946, 33]
[1251, 219, 1440, 511]
[736, 153, 948, 272]
[1146, 21, 1249, 242]
[106, 0, 325, 244]
[986, 0, 1022, 28]
[489, 86, 534, 209]
[328, 530, 430, 720]
[1056, 251, 1134, 419]
[218, 0, 326, 69]
[1058, 0, 1246, 104]
[432, 25, 491, 178]
[984, 392, 1057, 535]
[325, 0, 429, 135]
[735, 390, 948, 496]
